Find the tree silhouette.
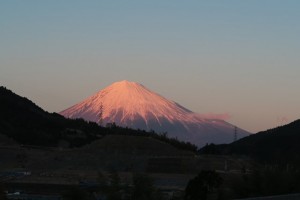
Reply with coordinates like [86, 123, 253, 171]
[132, 173, 163, 200]
[185, 170, 223, 200]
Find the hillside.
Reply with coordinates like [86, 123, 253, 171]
[81, 134, 194, 156]
[0, 86, 196, 152]
[0, 86, 102, 147]
[199, 119, 300, 165]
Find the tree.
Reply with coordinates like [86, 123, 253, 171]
[132, 173, 162, 200]
[185, 170, 223, 200]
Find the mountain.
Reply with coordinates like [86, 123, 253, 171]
[60, 80, 250, 146]
[199, 119, 300, 164]
[0, 86, 196, 152]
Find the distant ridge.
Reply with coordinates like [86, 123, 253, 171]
[60, 80, 250, 146]
[199, 119, 300, 164]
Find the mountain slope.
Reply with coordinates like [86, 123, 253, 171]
[0, 86, 103, 146]
[199, 119, 300, 164]
[60, 80, 250, 146]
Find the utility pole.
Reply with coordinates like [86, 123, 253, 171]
[234, 126, 237, 142]
[98, 102, 104, 126]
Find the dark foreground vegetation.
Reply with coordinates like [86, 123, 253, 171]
[0, 86, 196, 152]
[4, 169, 300, 200]
[61, 172, 165, 200]
[185, 168, 300, 200]
[2, 169, 300, 200]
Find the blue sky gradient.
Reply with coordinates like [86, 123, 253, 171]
[1, 1, 300, 132]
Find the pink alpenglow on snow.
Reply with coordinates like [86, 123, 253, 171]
[60, 80, 250, 146]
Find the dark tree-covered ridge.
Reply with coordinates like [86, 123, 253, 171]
[199, 119, 300, 165]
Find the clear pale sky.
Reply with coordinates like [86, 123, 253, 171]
[1, 1, 300, 133]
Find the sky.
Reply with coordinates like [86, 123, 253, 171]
[1, 0, 300, 133]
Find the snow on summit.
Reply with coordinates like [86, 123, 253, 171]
[60, 80, 250, 146]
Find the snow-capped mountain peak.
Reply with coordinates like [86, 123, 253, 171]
[60, 80, 250, 146]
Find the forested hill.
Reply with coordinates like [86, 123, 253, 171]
[0, 86, 197, 152]
[0, 86, 103, 146]
[199, 119, 300, 165]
